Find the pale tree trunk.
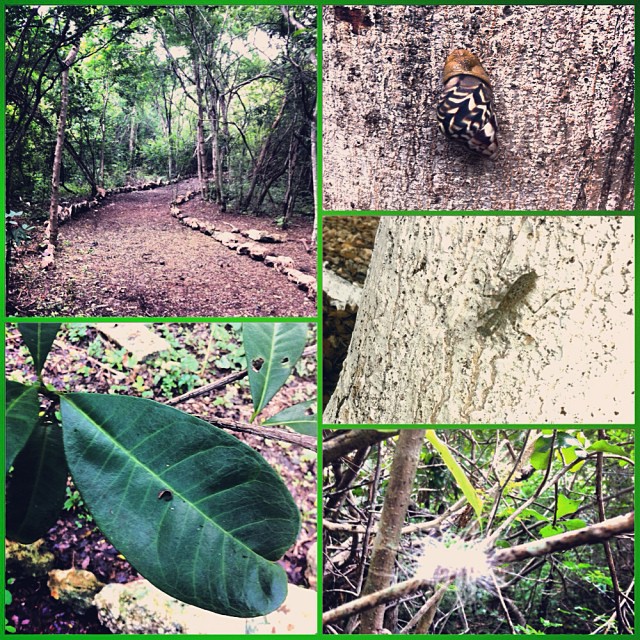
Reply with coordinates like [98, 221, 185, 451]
[193, 60, 207, 198]
[310, 104, 318, 244]
[217, 95, 229, 210]
[99, 80, 109, 187]
[45, 43, 79, 258]
[360, 429, 425, 634]
[322, 5, 634, 211]
[207, 102, 219, 200]
[282, 130, 300, 228]
[323, 216, 633, 424]
[128, 104, 137, 182]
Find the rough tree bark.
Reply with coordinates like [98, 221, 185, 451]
[360, 429, 425, 634]
[322, 5, 634, 211]
[46, 43, 79, 252]
[323, 216, 633, 425]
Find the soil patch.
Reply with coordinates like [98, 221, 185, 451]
[7, 179, 317, 317]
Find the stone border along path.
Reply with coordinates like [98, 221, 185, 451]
[169, 192, 317, 300]
[41, 177, 185, 269]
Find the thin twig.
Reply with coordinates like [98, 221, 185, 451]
[167, 343, 316, 406]
[206, 415, 316, 451]
[400, 582, 451, 634]
[57, 340, 128, 379]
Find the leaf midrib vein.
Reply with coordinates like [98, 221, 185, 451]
[65, 398, 267, 560]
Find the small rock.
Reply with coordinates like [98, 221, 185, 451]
[265, 255, 295, 272]
[244, 229, 284, 243]
[98, 323, 171, 360]
[5, 539, 55, 577]
[48, 568, 105, 613]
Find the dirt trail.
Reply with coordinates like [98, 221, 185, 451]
[8, 179, 316, 317]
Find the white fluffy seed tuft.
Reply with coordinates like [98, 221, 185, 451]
[414, 536, 494, 585]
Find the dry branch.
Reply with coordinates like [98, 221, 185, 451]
[491, 511, 634, 563]
[166, 344, 316, 406]
[207, 415, 316, 451]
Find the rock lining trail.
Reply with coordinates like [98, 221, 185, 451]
[8, 178, 316, 317]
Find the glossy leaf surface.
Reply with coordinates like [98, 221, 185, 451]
[17, 323, 61, 375]
[60, 393, 300, 617]
[6, 380, 40, 473]
[243, 323, 308, 420]
[6, 418, 67, 543]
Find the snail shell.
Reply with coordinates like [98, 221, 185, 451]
[436, 49, 499, 159]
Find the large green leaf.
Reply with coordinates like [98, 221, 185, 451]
[6, 418, 68, 544]
[5, 380, 41, 473]
[262, 400, 317, 436]
[17, 323, 61, 375]
[243, 323, 308, 420]
[60, 393, 301, 617]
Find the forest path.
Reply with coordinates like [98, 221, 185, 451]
[9, 178, 316, 317]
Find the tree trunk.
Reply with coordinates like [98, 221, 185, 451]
[322, 5, 634, 211]
[193, 60, 207, 198]
[360, 429, 425, 634]
[282, 132, 300, 228]
[99, 82, 109, 187]
[217, 94, 229, 211]
[46, 43, 79, 251]
[207, 104, 219, 200]
[128, 104, 137, 182]
[323, 216, 633, 425]
[310, 105, 318, 244]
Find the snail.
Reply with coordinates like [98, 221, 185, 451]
[435, 49, 499, 159]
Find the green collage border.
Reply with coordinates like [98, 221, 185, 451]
[2, 1, 638, 638]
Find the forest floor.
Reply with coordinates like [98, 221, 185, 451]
[5, 324, 317, 633]
[7, 178, 316, 317]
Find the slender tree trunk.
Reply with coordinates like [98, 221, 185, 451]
[324, 216, 634, 424]
[310, 105, 318, 244]
[282, 133, 300, 228]
[128, 104, 137, 182]
[99, 81, 109, 187]
[194, 60, 207, 198]
[360, 429, 425, 634]
[46, 43, 79, 252]
[207, 101, 220, 202]
[216, 95, 229, 210]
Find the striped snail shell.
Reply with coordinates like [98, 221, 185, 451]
[436, 49, 498, 159]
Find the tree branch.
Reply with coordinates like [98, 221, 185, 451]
[491, 512, 634, 563]
[166, 344, 316, 406]
[206, 415, 316, 451]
